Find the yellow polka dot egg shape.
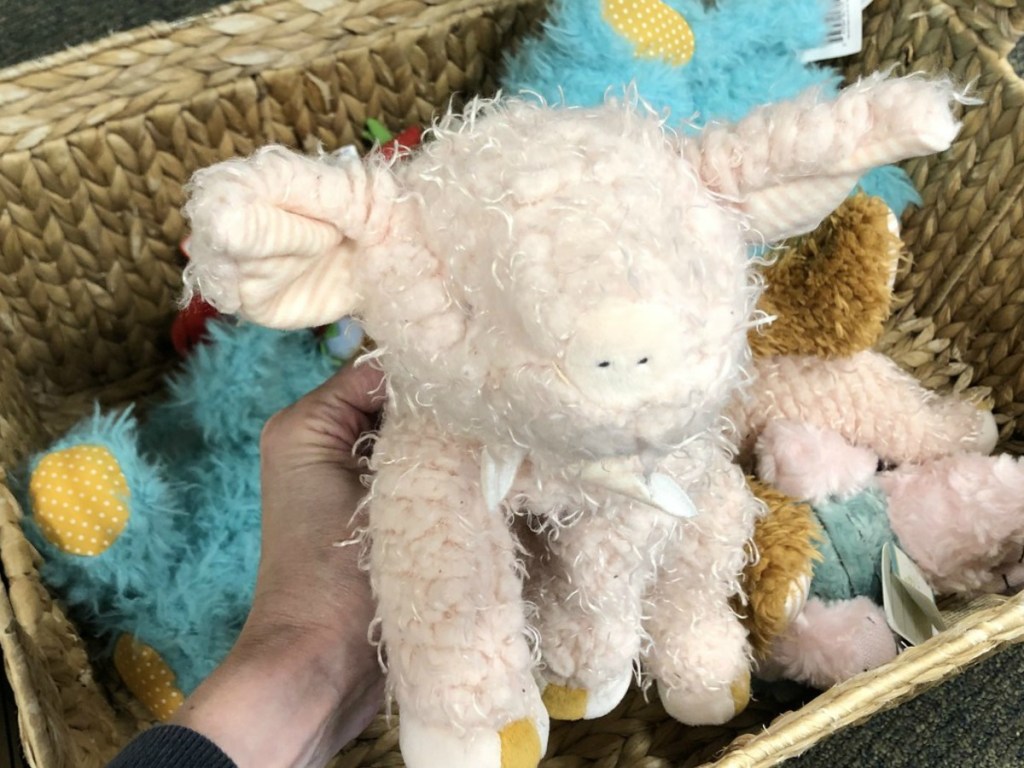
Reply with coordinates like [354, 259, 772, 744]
[114, 635, 186, 721]
[29, 445, 131, 557]
[602, 0, 696, 66]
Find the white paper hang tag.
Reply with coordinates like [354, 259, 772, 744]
[480, 445, 527, 513]
[578, 462, 698, 519]
[881, 542, 947, 646]
[801, 0, 866, 63]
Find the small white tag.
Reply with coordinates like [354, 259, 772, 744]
[881, 542, 947, 646]
[480, 445, 527, 513]
[578, 462, 698, 519]
[647, 473, 699, 519]
[801, 0, 866, 63]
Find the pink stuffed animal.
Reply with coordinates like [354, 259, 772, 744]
[181, 75, 961, 768]
[730, 334, 1024, 688]
[750, 413, 1023, 689]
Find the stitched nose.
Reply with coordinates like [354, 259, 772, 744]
[563, 302, 681, 406]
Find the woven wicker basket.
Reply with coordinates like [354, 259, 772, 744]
[1, 0, 1022, 766]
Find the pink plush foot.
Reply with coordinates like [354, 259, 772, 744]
[755, 419, 879, 503]
[882, 453, 1024, 594]
[764, 596, 899, 688]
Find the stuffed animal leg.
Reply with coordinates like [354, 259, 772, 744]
[526, 440, 759, 727]
[368, 415, 549, 768]
[527, 502, 673, 722]
[644, 449, 762, 725]
[733, 349, 998, 464]
[881, 453, 1024, 594]
[19, 322, 335, 720]
[758, 596, 899, 689]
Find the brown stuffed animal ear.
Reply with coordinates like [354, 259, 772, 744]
[750, 194, 902, 359]
[739, 478, 824, 656]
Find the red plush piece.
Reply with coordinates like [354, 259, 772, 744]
[171, 296, 223, 357]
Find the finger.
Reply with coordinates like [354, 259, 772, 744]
[314, 358, 387, 417]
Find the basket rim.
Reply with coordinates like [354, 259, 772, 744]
[708, 593, 1024, 767]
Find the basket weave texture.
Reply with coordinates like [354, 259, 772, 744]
[0, 0, 1022, 766]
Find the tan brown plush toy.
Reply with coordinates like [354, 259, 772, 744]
[749, 194, 899, 361]
[741, 478, 823, 656]
[739, 194, 900, 659]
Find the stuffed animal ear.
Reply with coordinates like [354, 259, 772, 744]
[751, 195, 900, 359]
[182, 146, 397, 329]
[685, 74, 964, 243]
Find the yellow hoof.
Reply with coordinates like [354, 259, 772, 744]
[499, 718, 542, 768]
[540, 667, 631, 721]
[541, 684, 588, 721]
[731, 669, 751, 716]
[29, 445, 130, 556]
[114, 635, 185, 720]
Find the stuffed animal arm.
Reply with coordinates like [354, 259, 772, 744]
[731, 348, 998, 466]
[182, 77, 960, 768]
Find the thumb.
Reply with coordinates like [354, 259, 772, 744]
[261, 359, 386, 470]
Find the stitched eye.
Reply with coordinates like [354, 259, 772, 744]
[597, 361, 611, 368]
[637, 357, 649, 365]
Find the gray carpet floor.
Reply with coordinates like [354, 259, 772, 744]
[1, 2, 1023, 766]
[783, 642, 1024, 767]
[0, 0, 229, 69]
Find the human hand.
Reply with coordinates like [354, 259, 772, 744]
[173, 360, 386, 768]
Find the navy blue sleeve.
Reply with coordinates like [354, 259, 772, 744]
[107, 724, 237, 768]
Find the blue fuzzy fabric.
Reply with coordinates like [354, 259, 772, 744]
[501, 0, 918, 215]
[857, 165, 923, 215]
[19, 322, 334, 695]
[809, 486, 898, 604]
